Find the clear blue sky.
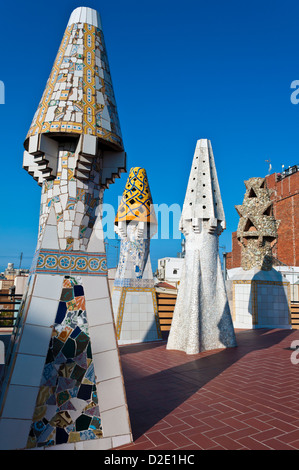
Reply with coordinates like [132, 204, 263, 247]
[0, 0, 299, 271]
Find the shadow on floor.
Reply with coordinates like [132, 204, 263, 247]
[119, 328, 294, 440]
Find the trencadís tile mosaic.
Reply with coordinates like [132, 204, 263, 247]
[25, 21, 122, 150]
[27, 276, 102, 448]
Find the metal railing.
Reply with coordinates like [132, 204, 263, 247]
[276, 165, 298, 182]
[0, 293, 22, 328]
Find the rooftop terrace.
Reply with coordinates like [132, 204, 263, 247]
[117, 328, 299, 450]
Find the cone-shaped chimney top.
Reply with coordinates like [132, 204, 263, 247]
[24, 6, 123, 152]
[115, 167, 157, 225]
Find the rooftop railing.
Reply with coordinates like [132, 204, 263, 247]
[276, 165, 298, 182]
[0, 293, 22, 328]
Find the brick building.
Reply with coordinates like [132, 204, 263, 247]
[226, 165, 299, 269]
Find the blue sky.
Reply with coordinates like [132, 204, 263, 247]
[0, 0, 299, 271]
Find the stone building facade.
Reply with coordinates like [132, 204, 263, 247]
[227, 166, 299, 269]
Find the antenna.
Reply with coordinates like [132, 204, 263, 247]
[19, 252, 23, 270]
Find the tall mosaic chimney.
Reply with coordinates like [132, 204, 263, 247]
[0, 7, 132, 450]
[235, 177, 279, 271]
[112, 167, 162, 344]
[167, 139, 237, 354]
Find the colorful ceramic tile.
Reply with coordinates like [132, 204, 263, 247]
[27, 277, 102, 448]
[115, 168, 156, 224]
[33, 249, 107, 276]
[25, 17, 123, 151]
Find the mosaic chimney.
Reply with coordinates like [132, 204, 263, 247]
[235, 177, 280, 271]
[112, 167, 162, 345]
[0, 7, 132, 450]
[166, 139, 237, 354]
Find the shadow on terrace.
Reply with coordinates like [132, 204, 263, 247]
[119, 328, 294, 440]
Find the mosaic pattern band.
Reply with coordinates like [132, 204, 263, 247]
[113, 278, 154, 288]
[32, 249, 107, 276]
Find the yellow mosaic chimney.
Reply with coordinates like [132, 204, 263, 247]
[112, 167, 162, 345]
[115, 167, 157, 225]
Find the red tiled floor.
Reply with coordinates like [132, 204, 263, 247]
[117, 328, 299, 450]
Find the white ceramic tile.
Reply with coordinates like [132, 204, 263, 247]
[131, 321, 139, 331]
[65, 220, 73, 231]
[60, 193, 68, 209]
[98, 376, 126, 412]
[112, 434, 132, 448]
[92, 350, 122, 382]
[87, 230, 105, 252]
[131, 331, 142, 341]
[19, 323, 53, 357]
[69, 181, 76, 198]
[123, 303, 131, 313]
[47, 207, 57, 226]
[139, 311, 147, 320]
[45, 442, 75, 450]
[81, 437, 112, 450]
[82, 276, 110, 301]
[40, 225, 59, 249]
[68, 7, 81, 26]
[140, 321, 149, 330]
[131, 304, 139, 313]
[95, 10, 102, 30]
[86, 298, 113, 327]
[89, 323, 117, 354]
[1, 384, 39, 419]
[91, 9, 97, 29]
[147, 312, 155, 321]
[121, 321, 130, 331]
[86, 8, 92, 26]
[10, 353, 45, 387]
[124, 312, 132, 321]
[101, 405, 131, 437]
[146, 304, 154, 314]
[33, 274, 64, 300]
[0, 418, 32, 450]
[139, 294, 147, 304]
[78, 7, 87, 24]
[26, 300, 62, 327]
[120, 330, 131, 341]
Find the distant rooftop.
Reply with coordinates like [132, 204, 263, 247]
[155, 282, 177, 290]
